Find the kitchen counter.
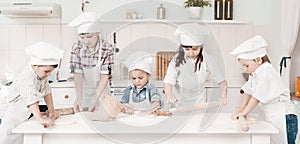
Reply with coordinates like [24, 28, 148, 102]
[49, 78, 243, 88]
[112, 79, 243, 88]
[13, 112, 277, 144]
[49, 81, 75, 88]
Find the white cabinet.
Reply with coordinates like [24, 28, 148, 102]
[51, 87, 76, 109]
[50, 82, 76, 109]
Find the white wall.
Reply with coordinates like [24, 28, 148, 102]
[0, 0, 281, 86]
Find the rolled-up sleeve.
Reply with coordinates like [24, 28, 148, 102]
[148, 84, 163, 107]
[100, 43, 114, 75]
[18, 80, 41, 106]
[121, 87, 131, 103]
[241, 78, 252, 95]
[69, 41, 83, 74]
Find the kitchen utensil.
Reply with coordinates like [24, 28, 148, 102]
[246, 113, 259, 124]
[237, 116, 249, 132]
[154, 110, 172, 116]
[169, 101, 220, 113]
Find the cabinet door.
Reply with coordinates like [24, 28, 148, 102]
[51, 88, 76, 109]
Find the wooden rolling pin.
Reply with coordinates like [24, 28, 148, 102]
[168, 102, 220, 113]
[154, 110, 172, 116]
[237, 116, 249, 132]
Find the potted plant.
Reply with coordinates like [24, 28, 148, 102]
[184, 0, 212, 19]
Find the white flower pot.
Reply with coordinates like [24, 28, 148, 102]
[188, 7, 203, 19]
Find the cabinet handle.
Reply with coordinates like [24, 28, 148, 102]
[64, 95, 69, 99]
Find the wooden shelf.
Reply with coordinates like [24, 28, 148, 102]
[96, 19, 250, 24]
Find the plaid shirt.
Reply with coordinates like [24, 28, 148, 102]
[69, 40, 114, 74]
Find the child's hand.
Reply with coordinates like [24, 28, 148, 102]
[48, 111, 60, 121]
[123, 104, 134, 114]
[89, 98, 99, 112]
[165, 95, 180, 103]
[38, 117, 54, 128]
[73, 103, 82, 113]
[231, 108, 242, 120]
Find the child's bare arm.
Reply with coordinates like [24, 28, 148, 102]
[233, 97, 259, 120]
[29, 102, 54, 128]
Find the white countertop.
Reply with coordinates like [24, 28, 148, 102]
[49, 81, 75, 88]
[49, 79, 243, 88]
[13, 113, 278, 134]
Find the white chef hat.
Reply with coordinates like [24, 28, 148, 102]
[68, 12, 100, 34]
[230, 35, 268, 59]
[125, 52, 152, 74]
[25, 41, 64, 65]
[175, 23, 209, 46]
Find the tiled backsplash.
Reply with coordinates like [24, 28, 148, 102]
[0, 22, 271, 86]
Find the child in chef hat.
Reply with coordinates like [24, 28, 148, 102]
[0, 41, 64, 144]
[121, 54, 162, 114]
[230, 35, 298, 144]
[164, 23, 228, 107]
[68, 12, 114, 112]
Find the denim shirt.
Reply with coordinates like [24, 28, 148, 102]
[121, 82, 162, 105]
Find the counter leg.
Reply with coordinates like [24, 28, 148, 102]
[251, 134, 270, 144]
[24, 134, 42, 144]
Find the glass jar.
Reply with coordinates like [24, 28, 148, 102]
[157, 4, 166, 19]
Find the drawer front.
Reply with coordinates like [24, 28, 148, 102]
[51, 88, 76, 109]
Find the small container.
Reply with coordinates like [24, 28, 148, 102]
[214, 0, 223, 20]
[224, 0, 233, 20]
[296, 77, 300, 97]
[157, 4, 166, 19]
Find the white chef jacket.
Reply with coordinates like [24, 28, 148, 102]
[0, 64, 52, 144]
[164, 54, 223, 106]
[242, 62, 297, 144]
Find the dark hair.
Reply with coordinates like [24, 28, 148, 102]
[261, 55, 271, 63]
[238, 55, 271, 64]
[175, 45, 203, 72]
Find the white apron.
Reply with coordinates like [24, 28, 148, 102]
[80, 47, 101, 108]
[129, 88, 151, 110]
[173, 58, 209, 107]
[0, 101, 31, 144]
[260, 102, 288, 144]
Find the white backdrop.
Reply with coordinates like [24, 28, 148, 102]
[280, 0, 300, 89]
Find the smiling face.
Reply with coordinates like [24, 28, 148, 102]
[238, 58, 262, 75]
[32, 65, 56, 80]
[79, 32, 99, 48]
[182, 45, 202, 59]
[130, 69, 150, 90]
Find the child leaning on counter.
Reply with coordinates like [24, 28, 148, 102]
[230, 35, 298, 144]
[121, 54, 163, 114]
[0, 42, 64, 144]
[68, 12, 114, 113]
